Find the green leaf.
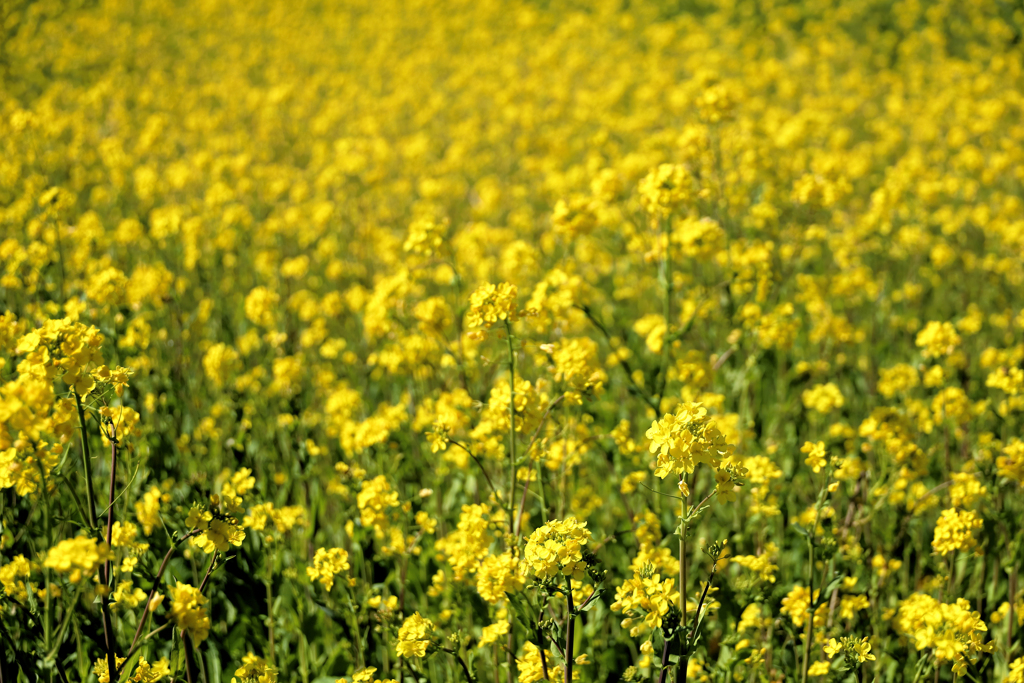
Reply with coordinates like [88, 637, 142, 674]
[506, 591, 536, 626]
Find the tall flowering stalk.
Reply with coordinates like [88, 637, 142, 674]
[646, 402, 737, 680]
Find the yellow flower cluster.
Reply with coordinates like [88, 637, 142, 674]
[306, 547, 350, 592]
[476, 551, 524, 603]
[517, 641, 572, 683]
[169, 581, 211, 645]
[646, 403, 732, 482]
[522, 517, 591, 581]
[186, 506, 245, 554]
[395, 612, 434, 658]
[43, 536, 113, 584]
[347, 667, 398, 683]
[916, 321, 961, 359]
[436, 504, 501, 581]
[823, 636, 875, 663]
[231, 652, 277, 683]
[0, 555, 32, 602]
[611, 568, 679, 634]
[638, 164, 693, 217]
[129, 658, 171, 683]
[3, 0, 1024, 678]
[466, 282, 519, 330]
[801, 383, 845, 415]
[93, 656, 127, 683]
[478, 620, 510, 647]
[894, 594, 994, 674]
[243, 502, 308, 541]
[931, 508, 984, 556]
[730, 544, 778, 584]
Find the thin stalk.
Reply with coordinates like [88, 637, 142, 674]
[535, 625, 550, 681]
[575, 304, 658, 412]
[679, 475, 688, 680]
[450, 440, 499, 499]
[183, 633, 199, 683]
[75, 396, 117, 681]
[513, 394, 564, 538]
[129, 529, 200, 653]
[73, 390, 98, 529]
[445, 648, 475, 683]
[1010, 562, 1018, 653]
[506, 626, 514, 683]
[36, 461, 54, 654]
[104, 427, 118, 580]
[56, 473, 89, 529]
[657, 214, 673, 401]
[55, 658, 70, 683]
[564, 578, 575, 683]
[658, 637, 671, 683]
[534, 458, 549, 526]
[343, 584, 365, 668]
[198, 552, 218, 594]
[800, 541, 815, 683]
[506, 320, 517, 531]
[266, 550, 276, 667]
[801, 500, 825, 683]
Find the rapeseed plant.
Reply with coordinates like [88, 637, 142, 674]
[1, 0, 1024, 680]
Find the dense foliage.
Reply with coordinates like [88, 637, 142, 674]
[1, 0, 1024, 681]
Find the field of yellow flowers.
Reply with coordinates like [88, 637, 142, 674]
[2, 0, 1024, 681]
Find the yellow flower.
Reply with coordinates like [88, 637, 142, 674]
[931, 508, 983, 556]
[801, 441, 828, 473]
[231, 652, 277, 683]
[478, 620, 510, 647]
[131, 657, 171, 683]
[169, 582, 211, 644]
[466, 282, 519, 330]
[396, 612, 434, 658]
[93, 655, 128, 683]
[476, 551, 524, 603]
[916, 321, 961, 359]
[610, 567, 679, 634]
[43, 536, 113, 584]
[646, 403, 732, 479]
[801, 383, 844, 414]
[517, 641, 569, 682]
[638, 164, 692, 216]
[807, 661, 831, 676]
[0, 555, 32, 602]
[244, 286, 280, 327]
[522, 517, 592, 581]
[306, 547, 350, 591]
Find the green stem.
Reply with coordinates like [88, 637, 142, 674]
[801, 489, 826, 683]
[564, 578, 575, 683]
[74, 391, 117, 679]
[575, 304, 658, 412]
[34, 461, 54, 655]
[183, 633, 199, 683]
[450, 440, 499, 499]
[445, 648, 475, 683]
[514, 394, 564, 538]
[128, 529, 200, 654]
[535, 625, 550, 681]
[678, 483, 688, 683]
[73, 390, 98, 529]
[505, 320, 516, 532]
[266, 549, 276, 667]
[657, 214, 673, 402]
[342, 584, 365, 668]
